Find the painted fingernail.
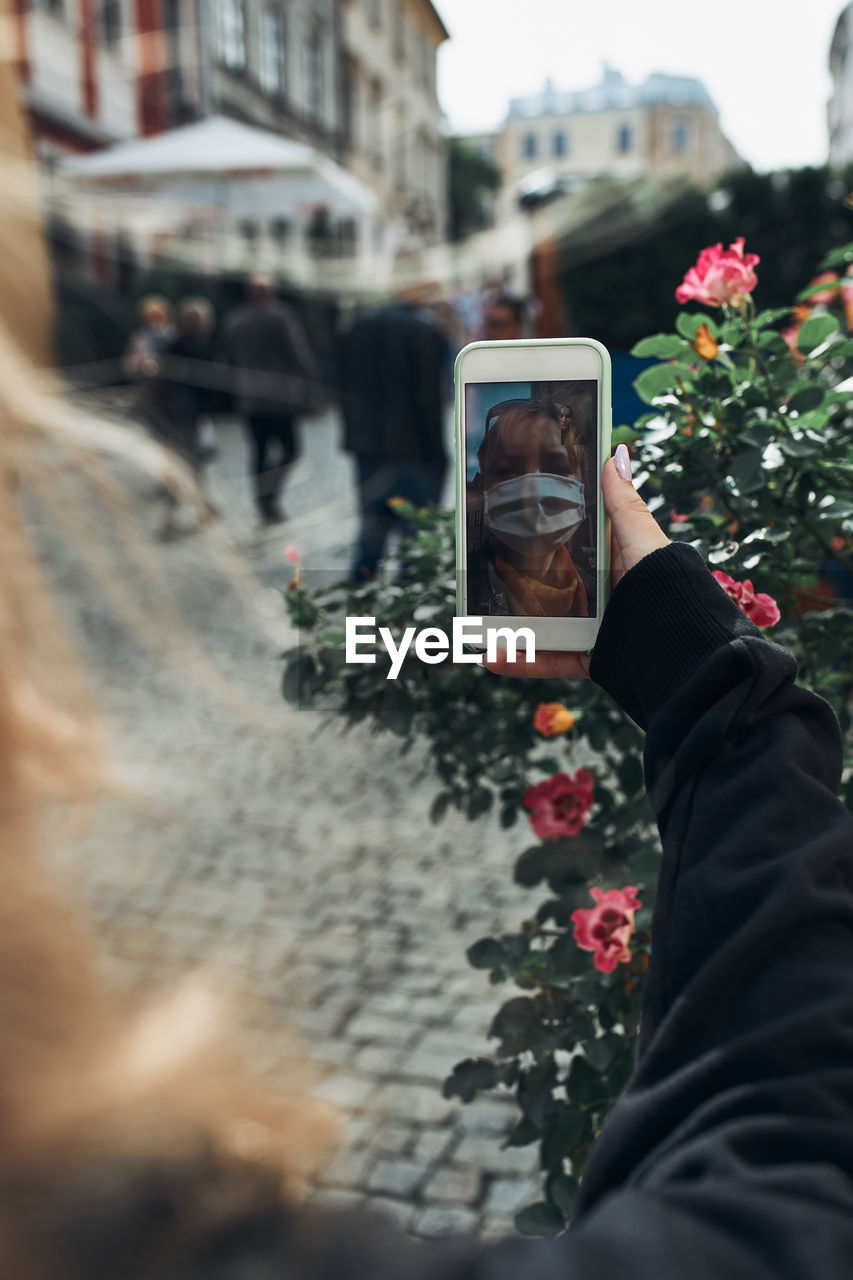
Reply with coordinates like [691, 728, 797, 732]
[614, 443, 632, 482]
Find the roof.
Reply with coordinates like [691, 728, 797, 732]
[508, 68, 717, 120]
[417, 0, 450, 43]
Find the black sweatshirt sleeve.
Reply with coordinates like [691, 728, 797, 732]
[545, 540, 853, 1277]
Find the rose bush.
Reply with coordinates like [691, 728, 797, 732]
[282, 232, 853, 1236]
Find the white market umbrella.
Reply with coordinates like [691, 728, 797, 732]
[62, 115, 378, 220]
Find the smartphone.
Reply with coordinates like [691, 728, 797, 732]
[454, 338, 611, 654]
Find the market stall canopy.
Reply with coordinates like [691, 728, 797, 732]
[62, 115, 378, 218]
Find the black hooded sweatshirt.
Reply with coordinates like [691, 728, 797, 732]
[151, 540, 853, 1280]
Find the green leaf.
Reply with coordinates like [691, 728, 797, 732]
[467, 937, 506, 969]
[757, 332, 789, 353]
[719, 318, 746, 345]
[797, 314, 839, 353]
[787, 385, 826, 415]
[633, 363, 695, 405]
[547, 1172, 580, 1217]
[429, 791, 451, 824]
[753, 307, 795, 328]
[568, 1054, 599, 1106]
[514, 1201, 566, 1237]
[778, 432, 823, 458]
[630, 334, 688, 358]
[728, 447, 766, 496]
[489, 996, 541, 1046]
[676, 312, 718, 340]
[611, 425, 643, 446]
[442, 1057, 504, 1103]
[503, 1117, 540, 1148]
[466, 786, 494, 820]
[540, 1110, 587, 1169]
[586, 1032, 619, 1073]
[617, 753, 645, 797]
[281, 653, 317, 706]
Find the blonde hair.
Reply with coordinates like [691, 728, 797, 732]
[178, 295, 215, 334]
[139, 293, 174, 326]
[0, 40, 336, 1275]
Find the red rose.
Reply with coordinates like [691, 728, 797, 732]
[571, 886, 642, 974]
[523, 769, 594, 842]
[712, 570, 781, 628]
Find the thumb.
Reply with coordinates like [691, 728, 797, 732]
[602, 447, 670, 578]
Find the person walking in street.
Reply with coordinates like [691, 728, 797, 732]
[339, 288, 447, 581]
[154, 296, 220, 535]
[224, 274, 320, 525]
[122, 295, 176, 437]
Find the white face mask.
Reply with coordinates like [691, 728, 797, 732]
[483, 472, 585, 559]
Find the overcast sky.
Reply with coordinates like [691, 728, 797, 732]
[432, 0, 847, 172]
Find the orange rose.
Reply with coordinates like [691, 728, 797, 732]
[533, 702, 575, 738]
[693, 323, 719, 360]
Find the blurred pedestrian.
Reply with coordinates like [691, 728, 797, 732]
[122, 295, 175, 432]
[224, 274, 320, 526]
[123, 295, 175, 379]
[482, 292, 527, 341]
[154, 297, 220, 535]
[339, 287, 447, 581]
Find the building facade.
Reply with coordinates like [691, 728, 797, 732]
[475, 67, 739, 209]
[206, 0, 340, 153]
[830, 2, 853, 167]
[339, 0, 449, 248]
[13, 0, 141, 159]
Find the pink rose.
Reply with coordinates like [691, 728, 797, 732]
[571, 886, 642, 974]
[676, 237, 759, 308]
[523, 769, 594, 842]
[712, 570, 781, 627]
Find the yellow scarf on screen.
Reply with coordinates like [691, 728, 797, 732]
[495, 544, 589, 618]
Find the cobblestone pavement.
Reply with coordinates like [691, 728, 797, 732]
[45, 408, 542, 1240]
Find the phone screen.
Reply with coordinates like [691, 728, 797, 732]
[464, 380, 599, 619]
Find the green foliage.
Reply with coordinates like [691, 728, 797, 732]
[282, 241, 853, 1235]
[558, 165, 853, 349]
[447, 136, 502, 243]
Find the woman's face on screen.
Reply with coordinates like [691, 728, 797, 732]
[483, 413, 571, 490]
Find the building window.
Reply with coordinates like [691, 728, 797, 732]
[553, 129, 567, 157]
[303, 22, 324, 121]
[522, 132, 537, 159]
[369, 77, 383, 169]
[393, 106, 406, 188]
[99, 0, 122, 43]
[342, 56, 358, 149]
[367, 0, 380, 29]
[216, 0, 246, 69]
[672, 119, 690, 153]
[616, 123, 632, 153]
[259, 7, 286, 95]
[392, 2, 404, 61]
[270, 217, 291, 243]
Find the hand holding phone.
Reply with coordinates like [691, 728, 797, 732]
[486, 447, 671, 680]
